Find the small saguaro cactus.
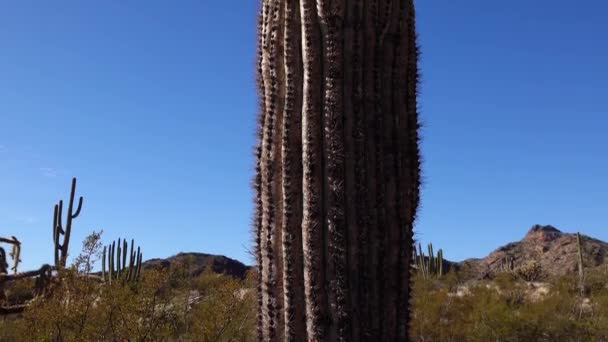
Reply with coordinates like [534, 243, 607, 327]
[253, 0, 421, 340]
[53, 177, 83, 268]
[102, 238, 142, 284]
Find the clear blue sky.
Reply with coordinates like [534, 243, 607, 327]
[1, 1, 606, 271]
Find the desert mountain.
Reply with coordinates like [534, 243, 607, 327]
[456, 224, 608, 279]
[142, 252, 251, 279]
[139, 225, 607, 282]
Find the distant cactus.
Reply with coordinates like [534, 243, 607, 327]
[499, 255, 515, 274]
[53, 177, 83, 268]
[576, 232, 585, 295]
[0, 236, 21, 274]
[414, 243, 444, 278]
[102, 238, 142, 284]
[9, 238, 21, 274]
[0, 248, 7, 274]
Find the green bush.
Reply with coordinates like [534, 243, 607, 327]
[411, 267, 608, 341]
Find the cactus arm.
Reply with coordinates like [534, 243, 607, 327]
[428, 244, 434, 274]
[122, 239, 128, 275]
[57, 200, 64, 234]
[71, 196, 83, 219]
[10, 243, 20, 274]
[135, 249, 142, 281]
[118, 238, 122, 276]
[110, 241, 115, 282]
[102, 246, 106, 281]
[127, 239, 135, 281]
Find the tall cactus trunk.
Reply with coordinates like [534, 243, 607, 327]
[253, 0, 420, 341]
[576, 232, 585, 296]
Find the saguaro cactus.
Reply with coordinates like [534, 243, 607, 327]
[576, 232, 585, 295]
[53, 177, 83, 268]
[253, 0, 420, 340]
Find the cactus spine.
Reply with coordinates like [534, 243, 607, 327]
[102, 238, 142, 284]
[52, 177, 83, 268]
[254, 0, 420, 340]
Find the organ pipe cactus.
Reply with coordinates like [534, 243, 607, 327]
[414, 243, 444, 278]
[499, 255, 515, 273]
[253, 0, 420, 340]
[102, 238, 142, 284]
[53, 177, 83, 268]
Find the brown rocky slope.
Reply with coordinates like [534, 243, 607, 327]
[455, 224, 608, 280]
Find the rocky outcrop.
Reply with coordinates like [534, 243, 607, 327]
[457, 225, 608, 280]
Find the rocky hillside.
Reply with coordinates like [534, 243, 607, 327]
[140, 225, 608, 282]
[456, 224, 608, 280]
[142, 252, 251, 279]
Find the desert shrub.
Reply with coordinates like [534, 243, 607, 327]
[12, 265, 181, 341]
[3, 277, 35, 305]
[182, 270, 255, 342]
[3, 231, 258, 342]
[514, 260, 543, 282]
[410, 268, 608, 341]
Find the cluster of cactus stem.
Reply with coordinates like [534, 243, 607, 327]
[414, 243, 444, 278]
[253, 0, 420, 340]
[53, 177, 83, 268]
[499, 255, 515, 273]
[497, 256, 542, 281]
[102, 238, 142, 284]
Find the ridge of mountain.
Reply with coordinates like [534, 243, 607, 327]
[142, 252, 251, 279]
[455, 224, 608, 279]
[141, 225, 608, 282]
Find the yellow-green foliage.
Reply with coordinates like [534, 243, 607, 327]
[514, 260, 543, 282]
[181, 270, 255, 342]
[1, 233, 256, 342]
[3, 231, 607, 341]
[410, 270, 608, 341]
[11, 268, 178, 341]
